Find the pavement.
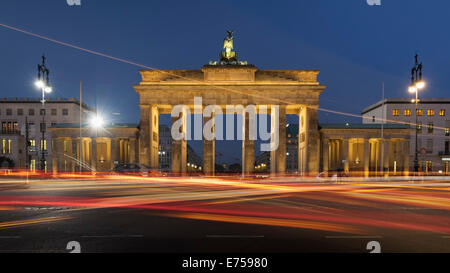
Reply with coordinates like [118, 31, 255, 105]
[0, 174, 449, 253]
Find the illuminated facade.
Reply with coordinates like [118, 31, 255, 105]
[363, 98, 450, 173]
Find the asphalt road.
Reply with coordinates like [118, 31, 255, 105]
[0, 175, 449, 253]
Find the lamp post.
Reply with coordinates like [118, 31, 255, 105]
[35, 55, 52, 172]
[408, 54, 426, 173]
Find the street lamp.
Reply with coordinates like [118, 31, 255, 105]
[409, 54, 425, 173]
[35, 55, 52, 172]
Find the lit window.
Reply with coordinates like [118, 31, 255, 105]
[8, 139, 11, 154]
[427, 109, 435, 116]
[40, 139, 47, 151]
[417, 109, 423, 116]
[30, 160, 36, 172]
[446, 128, 450, 136]
[404, 109, 411, 116]
[1, 139, 5, 154]
[440, 109, 446, 116]
[417, 122, 422, 133]
[392, 109, 400, 116]
[30, 139, 36, 147]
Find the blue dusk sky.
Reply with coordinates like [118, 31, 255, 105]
[0, 0, 448, 164]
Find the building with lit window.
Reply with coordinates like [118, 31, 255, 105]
[158, 125, 202, 173]
[0, 97, 95, 170]
[362, 98, 450, 173]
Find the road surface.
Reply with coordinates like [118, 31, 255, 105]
[0, 175, 449, 253]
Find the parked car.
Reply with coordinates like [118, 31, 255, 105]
[317, 168, 349, 179]
[111, 163, 151, 176]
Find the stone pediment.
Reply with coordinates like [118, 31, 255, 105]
[139, 67, 320, 85]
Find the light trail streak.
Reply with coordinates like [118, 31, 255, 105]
[159, 212, 364, 234]
[0, 216, 73, 230]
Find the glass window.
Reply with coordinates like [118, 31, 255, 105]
[40, 139, 47, 151]
[427, 109, 435, 116]
[8, 139, 11, 154]
[428, 122, 434, 134]
[417, 122, 422, 133]
[417, 109, 423, 116]
[440, 109, 446, 116]
[6, 109, 12, 116]
[1, 139, 5, 154]
[13, 122, 18, 134]
[7, 122, 12, 134]
[17, 109, 23, 116]
[392, 109, 400, 116]
[1, 122, 6, 134]
[446, 128, 450, 137]
[63, 109, 69, 116]
[426, 139, 433, 153]
[30, 160, 36, 172]
[404, 109, 411, 116]
[29, 109, 35, 116]
[51, 109, 57, 116]
[40, 109, 46, 116]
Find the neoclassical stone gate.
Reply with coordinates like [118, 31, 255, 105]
[134, 65, 326, 175]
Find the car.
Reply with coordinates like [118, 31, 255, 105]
[111, 163, 151, 176]
[317, 168, 349, 179]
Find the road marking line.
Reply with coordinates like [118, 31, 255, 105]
[0, 236, 21, 239]
[206, 235, 265, 238]
[81, 235, 144, 238]
[326, 236, 383, 239]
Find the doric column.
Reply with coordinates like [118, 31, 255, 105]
[342, 139, 349, 172]
[363, 138, 370, 177]
[270, 106, 286, 174]
[322, 138, 329, 173]
[71, 138, 77, 172]
[129, 138, 137, 164]
[149, 106, 159, 168]
[383, 139, 390, 173]
[203, 114, 215, 175]
[242, 108, 255, 175]
[172, 107, 187, 174]
[91, 139, 97, 172]
[139, 105, 150, 166]
[298, 106, 320, 175]
[66, 139, 73, 172]
[111, 138, 120, 168]
[403, 140, 410, 176]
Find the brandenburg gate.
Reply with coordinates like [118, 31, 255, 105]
[134, 31, 326, 175]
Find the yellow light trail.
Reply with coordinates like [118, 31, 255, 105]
[0, 216, 73, 230]
[159, 212, 365, 234]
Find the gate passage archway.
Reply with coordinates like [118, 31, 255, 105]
[134, 65, 326, 175]
[134, 32, 326, 175]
